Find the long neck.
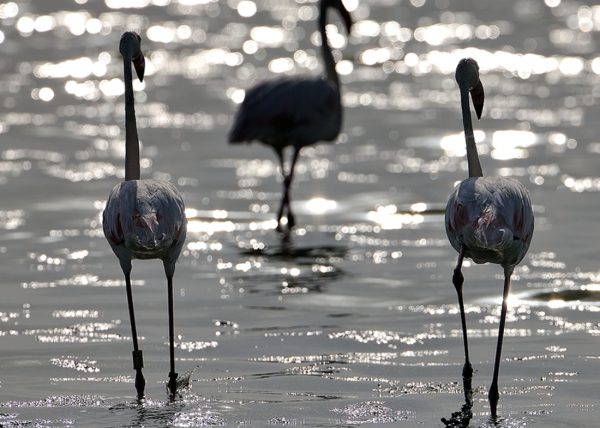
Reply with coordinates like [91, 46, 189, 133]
[319, 2, 339, 87]
[461, 89, 483, 177]
[123, 55, 140, 181]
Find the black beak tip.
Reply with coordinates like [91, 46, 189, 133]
[133, 54, 145, 82]
[470, 79, 485, 120]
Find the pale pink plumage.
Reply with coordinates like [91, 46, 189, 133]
[103, 179, 186, 262]
[446, 176, 533, 267]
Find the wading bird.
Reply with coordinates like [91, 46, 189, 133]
[103, 31, 187, 399]
[445, 58, 534, 418]
[228, 0, 352, 232]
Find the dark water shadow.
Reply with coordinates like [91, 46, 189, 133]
[239, 232, 348, 261]
[528, 288, 600, 302]
[441, 401, 528, 428]
[232, 233, 348, 295]
[441, 399, 473, 427]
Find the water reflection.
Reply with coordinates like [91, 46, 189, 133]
[109, 396, 225, 428]
[229, 233, 347, 295]
[441, 400, 473, 428]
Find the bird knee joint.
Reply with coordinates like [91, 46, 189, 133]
[453, 269, 464, 289]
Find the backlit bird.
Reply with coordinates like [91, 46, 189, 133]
[228, 0, 353, 232]
[445, 58, 534, 418]
[102, 31, 187, 399]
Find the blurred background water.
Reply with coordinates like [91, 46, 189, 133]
[1, 0, 600, 426]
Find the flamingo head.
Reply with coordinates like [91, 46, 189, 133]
[120, 31, 145, 82]
[456, 58, 484, 119]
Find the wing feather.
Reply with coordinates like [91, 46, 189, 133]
[445, 176, 534, 266]
[103, 179, 187, 259]
[229, 77, 340, 147]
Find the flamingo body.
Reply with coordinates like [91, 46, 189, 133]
[446, 176, 533, 267]
[229, 76, 341, 150]
[103, 179, 186, 263]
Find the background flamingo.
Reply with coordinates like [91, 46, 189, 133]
[102, 31, 187, 398]
[228, 0, 352, 232]
[445, 58, 534, 418]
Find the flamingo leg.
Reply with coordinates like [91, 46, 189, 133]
[275, 147, 301, 231]
[282, 147, 300, 229]
[489, 266, 513, 418]
[166, 269, 178, 397]
[275, 148, 287, 231]
[123, 265, 145, 399]
[453, 246, 473, 403]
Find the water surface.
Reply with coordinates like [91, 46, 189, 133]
[1, 0, 600, 426]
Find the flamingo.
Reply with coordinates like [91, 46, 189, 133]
[445, 58, 534, 417]
[102, 31, 187, 399]
[228, 0, 352, 232]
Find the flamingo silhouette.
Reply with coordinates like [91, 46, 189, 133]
[228, 0, 352, 232]
[445, 58, 534, 418]
[102, 31, 187, 399]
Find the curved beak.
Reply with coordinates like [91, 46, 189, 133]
[133, 52, 145, 82]
[337, 2, 353, 34]
[470, 79, 484, 120]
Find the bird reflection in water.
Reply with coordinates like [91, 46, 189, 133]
[441, 398, 473, 428]
[234, 232, 347, 295]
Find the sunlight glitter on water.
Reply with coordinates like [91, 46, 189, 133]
[2, 0, 600, 425]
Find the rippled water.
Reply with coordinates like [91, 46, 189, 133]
[1, 0, 600, 426]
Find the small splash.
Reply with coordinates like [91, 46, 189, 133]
[166, 366, 198, 396]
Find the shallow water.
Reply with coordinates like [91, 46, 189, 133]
[1, 0, 600, 426]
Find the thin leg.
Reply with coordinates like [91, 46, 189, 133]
[166, 271, 178, 396]
[489, 266, 514, 418]
[282, 147, 300, 229]
[274, 148, 287, 231]
[275, 147, 301, 231]
[124, 268, 145, 399]
[453, 246, 473, 403]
